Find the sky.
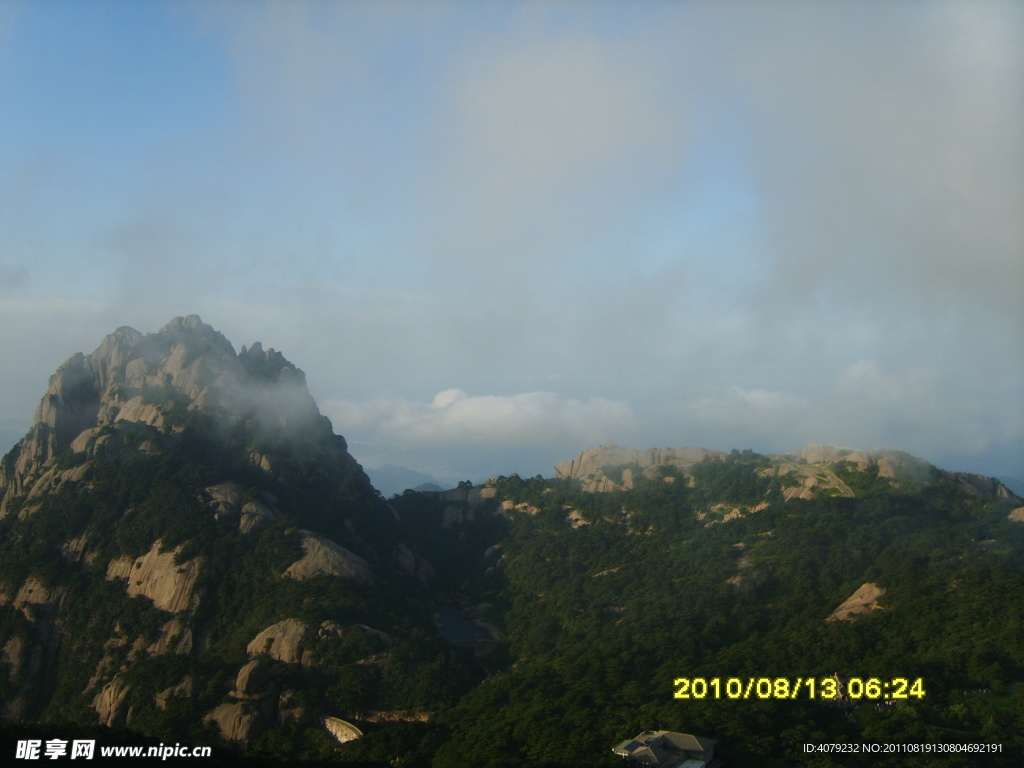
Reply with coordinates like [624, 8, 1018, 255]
[1, 0, 1022, 485]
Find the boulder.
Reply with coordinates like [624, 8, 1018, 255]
[247, 618, 308, 664]
[283, 531, 371, 583]
[317, 620, 345, 641]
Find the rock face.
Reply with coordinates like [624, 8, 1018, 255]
[93, 676, 133, 727]
[435, 484, 497, 526]
[827, 583, 886, 621]
[788, 444, 934, 484]
[154, 676, 198, 710]
[234, 659, 271, 696]
[202, 481, 281, 533]
[394, 542, 436, 585]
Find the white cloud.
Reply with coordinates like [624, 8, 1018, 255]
[323, 389, 637, 447]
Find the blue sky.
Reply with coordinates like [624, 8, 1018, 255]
[1, 0, 1022, 484]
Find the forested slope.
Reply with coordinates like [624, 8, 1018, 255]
[404, 452, 1024, 767]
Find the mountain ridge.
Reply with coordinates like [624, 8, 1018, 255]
[554, 442, 1021, 505]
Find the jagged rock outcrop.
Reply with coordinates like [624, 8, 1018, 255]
[786, 444, 934, 484]
[201, 481, 280, 533]
[954, 473, 1021, 501]
[827, 582, 886, 621]
[283, 530, 372, 583]
[154, 675, 198, 710]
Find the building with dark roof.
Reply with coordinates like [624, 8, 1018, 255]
[611, 730, 718, 767]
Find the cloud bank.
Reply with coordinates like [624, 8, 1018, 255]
[324, 389, 637, 448]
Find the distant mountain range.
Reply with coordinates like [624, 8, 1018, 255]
[364, 464, 446, 497]
[1, 316, 1021, 766]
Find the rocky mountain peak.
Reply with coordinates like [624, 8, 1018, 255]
[0, 316, 334, 517]
[0, 318, 437, 741]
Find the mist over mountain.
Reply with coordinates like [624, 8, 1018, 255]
[1, 317, 1022, 766]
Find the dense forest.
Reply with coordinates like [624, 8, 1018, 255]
[0, 417, 486, 766]
[2, 421, 1022, 766]
[373, 453, 1024, 767]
